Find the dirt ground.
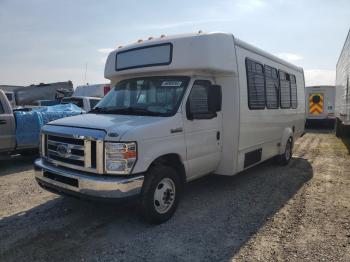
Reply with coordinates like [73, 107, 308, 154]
[0, 130, 349, 262]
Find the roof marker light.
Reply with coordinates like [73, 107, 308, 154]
[137, 39, 143, 43]
[148, 37, 153, 40]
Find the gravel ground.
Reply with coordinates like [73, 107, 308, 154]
[0, 130, 349, 262]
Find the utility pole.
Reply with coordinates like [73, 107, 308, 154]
[83, 62, 88, 85]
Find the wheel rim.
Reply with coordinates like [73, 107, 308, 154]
[285, 140, 292, 160]
[153, 178, 176, 214]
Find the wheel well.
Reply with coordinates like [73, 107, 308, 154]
[289, 136, 294, 148]
[149, 154, 186, 185]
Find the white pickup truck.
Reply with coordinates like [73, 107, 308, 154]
[34, 33, 305, 224]
[61, 96, 101, 112]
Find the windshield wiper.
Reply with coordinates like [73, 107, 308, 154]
[89, 106, 104, 113]
[114, 107, 163, 116]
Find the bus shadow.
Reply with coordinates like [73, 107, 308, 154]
[0, 157, 313, 262]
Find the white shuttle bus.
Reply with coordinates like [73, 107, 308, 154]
[335, 29, 350, 137]
[34, 33, 305, 223]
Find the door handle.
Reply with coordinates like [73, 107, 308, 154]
[0, 120, 6, 125]
[216, 131, 220, 140]
[170, 127, 183, 134]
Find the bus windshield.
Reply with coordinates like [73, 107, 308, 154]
[91, 76, 189, 116]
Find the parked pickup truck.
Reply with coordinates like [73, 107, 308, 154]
[61, 96, 101, 112]
[0, 90, 33, 155]
[0, 90, 84, 156]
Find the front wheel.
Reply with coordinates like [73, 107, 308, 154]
[278, 137, 293, 165]
[140, 165, 181, 224]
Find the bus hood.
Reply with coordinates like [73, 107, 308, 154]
[47, 113, 176, 141]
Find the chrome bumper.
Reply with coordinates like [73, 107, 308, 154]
[34, 159, 144, 200]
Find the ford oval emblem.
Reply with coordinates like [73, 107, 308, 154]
[57, 144, 70, 158]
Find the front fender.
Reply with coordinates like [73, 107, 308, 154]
[279, 128, 293, 154]
[131, 134, 187, 175]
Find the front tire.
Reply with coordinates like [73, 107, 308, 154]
[140, 165, 181, 224]
[278, 137, 293, 165]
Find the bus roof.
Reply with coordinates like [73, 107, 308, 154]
[105, 32, 303, 80]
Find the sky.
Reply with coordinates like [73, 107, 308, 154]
[0, 0, 349, 87]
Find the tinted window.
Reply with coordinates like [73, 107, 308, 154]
[265, 65, 279, 109]
[279, 71, 291, 108]
[116, 43, 172, 71]
[188, 80, 211, 114]
[0, 101, 4, 114]
[5, 93, 13, 101]
[246, 59, 265, 109]
[290, 75, 297, 109]
[90, 99, 100, 109]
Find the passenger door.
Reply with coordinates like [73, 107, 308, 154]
[0, 99, 15, 151]
[183, 80, 222, 179]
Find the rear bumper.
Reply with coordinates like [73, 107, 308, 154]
[306, 115, 335, 120]
[34, 159, 144, 200]
[305, 118, 335, 128]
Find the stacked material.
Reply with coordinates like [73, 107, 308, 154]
[14, 104, 84, 148]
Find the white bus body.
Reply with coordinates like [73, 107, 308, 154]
[335, 29, 350, 137]
[35, 32, 305, 223]
[104, 33, 305, 176]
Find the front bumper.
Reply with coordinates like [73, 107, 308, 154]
[34, 159, 144, 200]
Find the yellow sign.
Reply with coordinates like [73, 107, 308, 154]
[309, 93, 323, 115]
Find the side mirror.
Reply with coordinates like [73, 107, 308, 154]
[208, 85, 222, 112]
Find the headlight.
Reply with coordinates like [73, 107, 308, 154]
[105, 142, 137, 174]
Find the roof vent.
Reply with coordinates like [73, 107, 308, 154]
[160, 34, 166, 38]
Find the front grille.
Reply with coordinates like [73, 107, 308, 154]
[44, 134, 98, 171]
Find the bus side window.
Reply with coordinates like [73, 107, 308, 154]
[265, 65, 279, 109]
[279, 70, 291, 109]
[290, 74, 297, 109]
[246, 58, 265, 110]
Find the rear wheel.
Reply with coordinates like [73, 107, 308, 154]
[278, 137, 293, 165]
[140, 165, 181, 224]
